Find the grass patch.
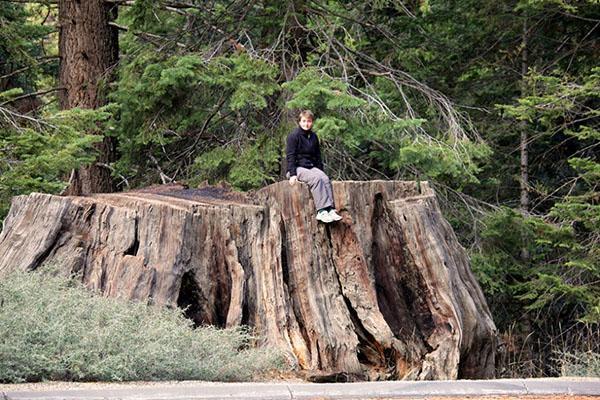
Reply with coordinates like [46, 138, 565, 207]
[0, 269, 284, 383]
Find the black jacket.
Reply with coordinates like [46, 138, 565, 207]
[286, 127, 323, 177]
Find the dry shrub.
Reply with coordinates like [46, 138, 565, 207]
[0, 270, 284, 383]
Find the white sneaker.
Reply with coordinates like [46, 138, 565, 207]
[316, 210, 334, 223]
[328, 209, 343, 221]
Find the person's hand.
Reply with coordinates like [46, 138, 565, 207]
[289, 176, 298, 186]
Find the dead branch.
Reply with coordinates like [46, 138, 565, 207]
[0, 57, 59, 81]
[149, 154, 174, 184]
[108, 22, 188, 48]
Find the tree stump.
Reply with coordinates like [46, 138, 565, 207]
[0, 181, 497, 380]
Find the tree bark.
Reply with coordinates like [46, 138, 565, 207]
[519, 15, 529, 215]
[59, 0, 119, 195]
[0, 181, 498, 380]
[520, 14, 530, 263]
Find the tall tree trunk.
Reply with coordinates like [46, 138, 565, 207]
[519, 16, 529, 215]
[519, 15, 530, 263]
[59, 0, 119, 195]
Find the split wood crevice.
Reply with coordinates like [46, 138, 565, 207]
[0, 181, 497, 380]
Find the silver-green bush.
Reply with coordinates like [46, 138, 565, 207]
[0, 270, 284, 383]
[558, 351, 600, 377]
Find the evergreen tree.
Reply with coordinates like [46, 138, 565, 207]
[0, 3, 110, 217]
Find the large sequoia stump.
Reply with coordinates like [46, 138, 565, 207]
[0, 181, 497, 380]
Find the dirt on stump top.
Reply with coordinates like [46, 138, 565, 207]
[119, 182, 253, 205]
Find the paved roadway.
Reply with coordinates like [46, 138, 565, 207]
[2, 378, 599, 399]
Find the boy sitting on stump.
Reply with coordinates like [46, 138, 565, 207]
[286, 110, 343, 223]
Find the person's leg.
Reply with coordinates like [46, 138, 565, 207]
[320, 172, 342, 221]
[314, 170, 342, 221]
[296, 167, 334, 211]
[309, 168, 336, 210]
[324, 175, 335, 209]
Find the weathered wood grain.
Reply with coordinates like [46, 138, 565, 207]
[0, 181, 497, 380]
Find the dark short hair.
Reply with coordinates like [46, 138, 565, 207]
[298, 110, 314, 122]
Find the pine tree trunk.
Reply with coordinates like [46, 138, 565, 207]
[59, 0, 119, 195]
[519, 15, 530, 262]
[519, 16, 529, 215]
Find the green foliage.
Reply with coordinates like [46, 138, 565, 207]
[284, 68, 366, 113]
[0, 108, 108, 218]
[471, 206, 599, 329]
[471, 208, 539, 323]
[283, 68, 368, 145]
[105, 0, 499, 189]
[190, 132, 281, 190]
[0, 88, 24, 101]
[0, 3, 63, 219]
[0, 269, 284, 383]
[114, 52, 207, 148]
[111, 50, 280, 188]
[125, 0, 185, 36]
[283, 67, 489, 185]
[204, 54, 279, 111]
[191, 147, 237, 184]
[491, 67, 600, 325]
[516, 0, 586, 13]
[127, 0, 162, 31]
[499, 68, 600, 127]
[228, 134, 281, 189]
[0, 4, 55, 90]
[391, 139, 491, 187]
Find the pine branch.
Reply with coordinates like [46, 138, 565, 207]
[0, 87, 64, 107]
[0, 105, 58, 129]
[0, 0, 57, 4]
[108, 22, 187, 48]
[104, 0, 239, 50]
[0, 57, 59, 81]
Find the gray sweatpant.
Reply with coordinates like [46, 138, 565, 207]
[296, 167, 335, 211]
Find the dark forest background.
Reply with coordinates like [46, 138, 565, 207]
[1, 0, 598, 377]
